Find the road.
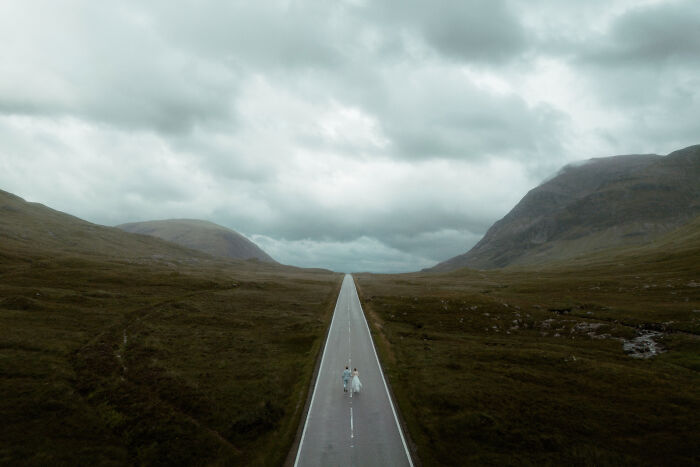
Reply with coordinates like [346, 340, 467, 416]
[294, 274, 413, 467]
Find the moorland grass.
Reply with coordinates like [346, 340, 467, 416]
[356, 234, 700, 465]
[0, 251, 340, 465]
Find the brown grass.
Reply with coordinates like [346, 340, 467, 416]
[0, 249, 341, 465]
[356, 223, 700, 466]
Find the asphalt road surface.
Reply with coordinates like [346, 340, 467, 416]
[294, 274, 413, 467]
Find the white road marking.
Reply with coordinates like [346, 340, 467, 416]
[293, 282, 344, 467]
[295, 275, 413, 466]
[350, 277, 414, 467]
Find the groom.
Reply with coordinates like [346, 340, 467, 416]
[342, 366, 351, 392]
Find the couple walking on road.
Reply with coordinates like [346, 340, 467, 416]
[342, 366, 362, 394]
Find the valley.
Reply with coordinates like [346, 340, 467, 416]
[3, 2, 699, 465]
[2, 146, 699, 466]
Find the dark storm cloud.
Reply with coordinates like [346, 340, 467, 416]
[377, 76, 567, 161]
[0, 0, 552, 160]
[141, 0, 549, 162]
[368, 0, 528, 63]
[582, 1, 700, 66]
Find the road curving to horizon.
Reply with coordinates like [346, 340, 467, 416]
[293, 274, 413, 467]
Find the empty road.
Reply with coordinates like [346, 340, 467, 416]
[294, 274, 413, 467]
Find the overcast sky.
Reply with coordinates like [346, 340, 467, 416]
[1, 0, 698, 272]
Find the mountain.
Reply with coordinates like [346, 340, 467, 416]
[0, 189, 207, 262]
[564, 210, 700, 271]
[432, 144, 700, 271]
[117, 219, 276, 263]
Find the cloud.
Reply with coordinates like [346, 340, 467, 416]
[0, 115, 204, 219]
[250, 235, 438, 273]
[147, 0, 342, 70]
[555, 0, 700, 154]
[215, 155, 530, 243]
[0, 1, 238, 132]
[371, 64, 568, 161]
[582, 1, 700, 66]
[367, 0, 528, 63]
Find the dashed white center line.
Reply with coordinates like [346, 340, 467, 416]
[350, 407, 354, 439]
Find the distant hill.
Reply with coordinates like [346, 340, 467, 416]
[0, 189, 207, 262]
[432, 144, 700, 271]
[117, 219, 276, 263]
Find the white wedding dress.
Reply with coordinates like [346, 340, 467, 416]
[351, 371, 362, 393]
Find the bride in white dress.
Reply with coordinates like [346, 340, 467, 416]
[351, 368, 362, 393]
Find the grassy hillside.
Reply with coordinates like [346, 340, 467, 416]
[117, 219, 276, 263]
[356, 217, 700, 465]
[0, 190, 341, 465]
[0, 190, 208, 262]
[434, 144, 700, 271]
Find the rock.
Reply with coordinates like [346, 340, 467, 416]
[623, 331, 665, 359]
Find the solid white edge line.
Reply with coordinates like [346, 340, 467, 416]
[294, 274, 348, 467]
[349, 274, 415, 467]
